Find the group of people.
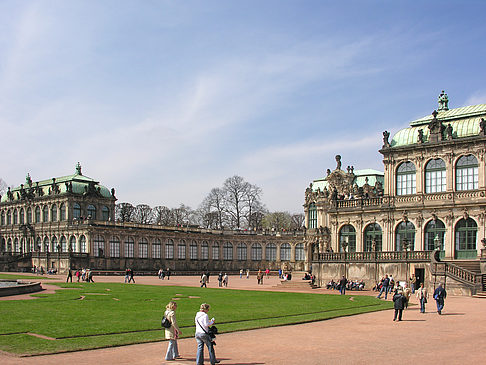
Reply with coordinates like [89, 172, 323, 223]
[217, 272, 228, 287]
[124, 268, 135, 283]
[163, 301, 220, 365]
[158, 268, 171, 280]
[326, 277, 365, 293]
[66, 268, 94, 283]
[239, 269, 250, 279]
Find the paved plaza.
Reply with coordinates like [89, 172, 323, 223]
[1, 273, 484, 364]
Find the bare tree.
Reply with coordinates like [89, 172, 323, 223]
[153, 206, 173, 225]
[134, 204, 153, 224]
[223, 175, 250, 229]
[115, 203, 135, 222]
[200, 187, 226, 229]
[263, 211, 292, 231]
[172, 204, 192, 226]
[244, 183, 263, 228]
[290, 213, 305, 230]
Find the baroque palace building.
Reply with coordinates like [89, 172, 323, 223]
[305, 92, 486, 295]
[0, 163, 307, 274]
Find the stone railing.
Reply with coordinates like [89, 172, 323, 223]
[444, 262, 482, 286]
[335, 197, 383, 209]
[317, 250, 432, 263]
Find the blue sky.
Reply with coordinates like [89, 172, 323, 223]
[1, 1, 486, 213]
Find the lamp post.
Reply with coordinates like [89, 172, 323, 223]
[342, 237, 349, 279]
[372, 238, 377, 284]
[402, 238, 409, 288]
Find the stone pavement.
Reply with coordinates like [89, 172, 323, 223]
[1, 272, 485, 364]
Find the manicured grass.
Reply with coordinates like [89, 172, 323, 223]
[0, 282, 392, 355]
[0, 273, 54, 280]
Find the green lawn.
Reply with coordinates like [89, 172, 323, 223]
[0, 282, 392, 355]
[0, 273, 54, 280]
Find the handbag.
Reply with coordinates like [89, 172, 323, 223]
[161, 316, 171, 328]
[424, 297, 427, 303]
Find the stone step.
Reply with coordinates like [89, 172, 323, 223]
[274, 280, 319, 289]
[472, 292, 486, 298]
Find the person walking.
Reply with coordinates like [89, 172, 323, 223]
[377, 275, 390, 299]
[195, 303, 218, 365]
[124, 268, 130, 283]
[416, 282, 428, 313]
[240, 269, 243, 278]
[246, 269, 250, 279]
[66, 268, 73, 283]
[223, 273, 228, 287]
[433, 283, 447, 314]
[339, 275, 348, 295]
[166, 268, 171, 280]
[218, 272, 223, 287]
[410, 274, 417, 294]
[200, 273, 208, 288]
[129, 268, 135, 283]
[87, 269, 94, 283]
[164, 301, 181, 361]
[393, 289, 406, 321]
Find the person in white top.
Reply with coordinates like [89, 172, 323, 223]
[195, 303, 218, 365]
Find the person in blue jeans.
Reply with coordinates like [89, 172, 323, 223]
[377, 275, 390, 299]
[433, 283, 447, 314]
[195, 303, 219, 365]
[339, 275, 348, 295]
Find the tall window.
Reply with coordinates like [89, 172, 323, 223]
[43, 237, 49, 252]
[212, 243, 219, 260]
[395, 221, 415, 251]
[60, 203, 66, 221]
[110, 237, 120, 257]
[102, 206, 110, 221]
[13, 209, 18, 225]
[223, 242, 233, 260]
[93, 235, 105, 257]
[237, 243, 247, 261]
[70, 236, 77, 252]
[152, 239, 161, 259]
[1, 211, 5, 225]
[280, 243, 291, 261]
[7, 210, 12, 225]
[339, 225, 356, 252]
[26, 208, 32, 224]
[14, 238, 19, 252]
[425, 158, 446, 193]
[190, 241, 198, 260]
[425, 219, 445, 251]
[251, 243, 262, 261]
[266, 243, 277, 261]
[201, 241, 209, 260]
[60, 236, 67, 252]
[51, 205, 57, 222]
[19, 208, 25, 224]
[35, 206, 40, 223]
[73, 203, 81, 219]
[125, 237, 134, 258]
[364, 223, 382, 252]
[87, 205, 97, 219]
[139, 238, 148, 258]
[456, 155, 478, 191]
[455, 218, 477, 259]
[166, 239, 174, 259]
[295, 243, 305, 261]
[79, 235, 87, 253]
[177, 242, 186, 259]
[308, 203, 317, 229]
[51, 236, 58, 252]
[396, 161, 416, 195]
[42, 206, 48, 222]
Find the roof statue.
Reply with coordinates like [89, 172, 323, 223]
[76, 162, 82, 175]
[26, 173, 33, 186]
[335, 155, 342, 170]
[438, 90, 449, 111]
[480, 118, 486, 136]
[382, 130, 391, 148]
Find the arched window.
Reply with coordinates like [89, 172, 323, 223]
[35, 206, 40, 223]
[60, 236, 67, 252]
[166, 239, 174, 259]
[212, 243, 219, 260]
[7, 238, 12, 252]
[51, 236, 58, 252]
[36, 236, 41, 252]
[364, 223, 382, 252]
[177, 241, 186, 259]
[456, 155, 478, 191]
[42, 206, 48, 222]
[26, 207, 32, 224]
[14, 238, 19, 252]
[280, 243, 291, 261]
[266, 243, 277, 261]
[43, 236, 49, 252]
[455, 218, 477, 259]
[102, 206, 110, 221]
[70, 236, 77, 252]
[28, 238, 34, 252]
[223, 242, 233, 260]
[73, 203, 81, 219]
[295, 243, 305, 261]
[139, 238, 148, 258]
[19, 208, 24, 224]
[251, 243, 262, 261]
[424, 219, 446, 251]
[395, 221, 415, 251]
[396, 161, 416, 195]
[7, 210, 12, 225]
[79, 235, 87, 253]
[60, 203, 66, 221]
[125, 237, 134, 258]
[190, 241, 198, 260]
[201, 241, 209, 260]
[152, 238, 161, 259]
[51, 205, 57, 222]
[1, 238, 5, 252]
[237, 243, 247, 261]
[110, 236, 120, 258]
[87, 205, 96, 219]
[425, 158, 446, 193]
[13, 209, 18, 225]
[308, 203, 317, 229]
[339, 224, 356, 252]
[1, 211, 5, 225]
[93, 235, 105, 257]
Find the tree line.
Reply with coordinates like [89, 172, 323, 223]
[115, 175, 305, 231]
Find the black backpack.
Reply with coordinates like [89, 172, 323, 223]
[161, 316, 171, 328]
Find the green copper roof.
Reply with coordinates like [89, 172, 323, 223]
[391, 103, 486, 148]
[312, 169, 384, 192]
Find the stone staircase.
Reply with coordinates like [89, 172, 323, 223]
[274, 280, 319, 290]
[450, 260, 481, 274]
[434, 259, 484, 296]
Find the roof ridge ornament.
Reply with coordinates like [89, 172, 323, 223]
[438, 90, 449, 111]
[75, 162, 82, 175]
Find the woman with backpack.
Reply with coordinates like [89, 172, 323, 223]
[164, 301, 182, 361]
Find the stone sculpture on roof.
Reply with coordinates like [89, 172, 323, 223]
[438, 90, 449, 111]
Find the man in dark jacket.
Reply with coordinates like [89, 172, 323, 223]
[377, 275, 390, 299]
[433, 283, 447, 314]
[393, 290, 406, 321]
[339, 275, 348, 295]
